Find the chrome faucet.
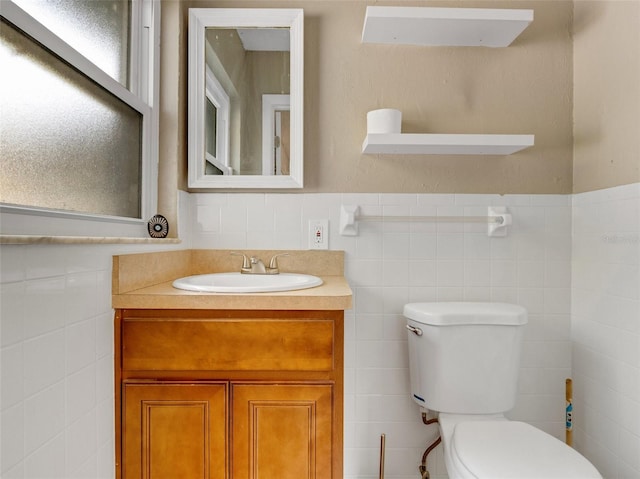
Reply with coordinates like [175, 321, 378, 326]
[231, 252, 289, 275]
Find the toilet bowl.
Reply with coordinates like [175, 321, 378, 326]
[438, 413, 602, 479]
[404, 302, 602, 479]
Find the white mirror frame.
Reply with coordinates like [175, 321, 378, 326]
[188, 8, 304, 189]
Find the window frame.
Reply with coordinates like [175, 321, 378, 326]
[204, 64, 232, 175]
[0, 0, 160, 238]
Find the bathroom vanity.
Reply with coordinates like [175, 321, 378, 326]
[112, 250, 352, 479]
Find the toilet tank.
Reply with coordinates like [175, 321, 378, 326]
[405, 302, 527, 414]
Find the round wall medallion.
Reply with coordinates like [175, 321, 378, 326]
[147, 214, 169, 238]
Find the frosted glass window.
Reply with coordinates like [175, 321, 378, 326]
[12, 0, 130, 86]
[0, 20, 142, 219]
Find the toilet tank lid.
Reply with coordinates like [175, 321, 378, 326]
[404, 302, 527, 326]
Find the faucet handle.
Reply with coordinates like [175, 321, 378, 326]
[268, 253, 289, 270]
[230, 252, 250, 270]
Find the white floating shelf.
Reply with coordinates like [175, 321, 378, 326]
[362, 133, 534, 155]
[361, 6, 533, 47]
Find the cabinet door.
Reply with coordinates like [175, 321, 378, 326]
[123, 383, 227, 479]
[231, 383, 333, 479]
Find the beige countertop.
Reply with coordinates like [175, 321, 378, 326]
[112, 249, 352, 311]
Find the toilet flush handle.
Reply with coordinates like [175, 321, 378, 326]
[406, 324, 423, 336]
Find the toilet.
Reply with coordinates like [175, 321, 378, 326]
[404, 302, 602, 479]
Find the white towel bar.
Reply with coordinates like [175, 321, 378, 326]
[339, 205, 512, 237]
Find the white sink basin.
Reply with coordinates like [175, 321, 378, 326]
[172, 272, 323, 293]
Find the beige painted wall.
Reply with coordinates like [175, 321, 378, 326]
[166, 0, 574, 195]
[573, 0, 640, 193]
[157, 0, 182, 237]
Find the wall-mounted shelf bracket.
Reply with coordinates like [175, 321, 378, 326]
[339, 205, 513, 237]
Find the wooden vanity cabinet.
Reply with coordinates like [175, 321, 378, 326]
[115, 309, 344, 479]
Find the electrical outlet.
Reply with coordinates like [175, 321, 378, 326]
[308, 219, 329, 250]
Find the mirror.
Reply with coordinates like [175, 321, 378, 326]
[188, 8, 304, 188]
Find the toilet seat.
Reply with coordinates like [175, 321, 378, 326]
[450, 421, 602, 479]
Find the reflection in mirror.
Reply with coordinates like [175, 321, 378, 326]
[262, 94, 290, 175]
[206, 27, 289, 176]
[204, 65, 231, 175]
[188, 9, 303, 188]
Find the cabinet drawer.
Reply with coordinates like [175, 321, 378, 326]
[122, 318, 335, 372]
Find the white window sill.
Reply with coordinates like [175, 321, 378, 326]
[0, 235, 182, 245]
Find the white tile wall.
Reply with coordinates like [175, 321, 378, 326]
[0, 192, 191, 478]
[190, 191, 573, 479]
[2, 186, 636, 479]
[571, 183, 640, 479]
[0, 244, 118, 478]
